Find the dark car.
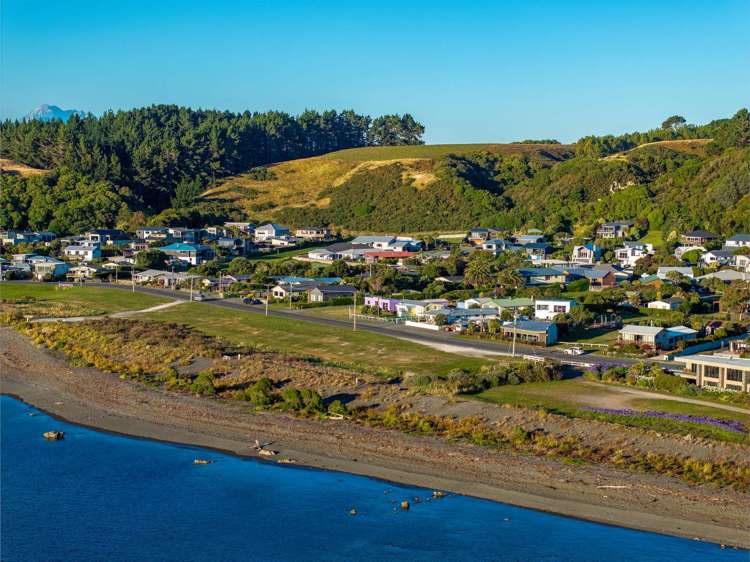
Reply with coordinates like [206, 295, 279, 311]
[242, 297, 261, 305]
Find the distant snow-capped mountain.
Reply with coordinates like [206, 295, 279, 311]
[24, 104, 88, 122]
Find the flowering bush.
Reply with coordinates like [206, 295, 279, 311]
[581, 407, 747, 434]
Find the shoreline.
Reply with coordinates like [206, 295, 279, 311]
[1, 327, 748, 549]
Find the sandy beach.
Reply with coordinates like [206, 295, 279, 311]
[1, 326, 748, 548]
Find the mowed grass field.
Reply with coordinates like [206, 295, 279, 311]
[0, 284, 171, 315]
[145, 302, 492, 377]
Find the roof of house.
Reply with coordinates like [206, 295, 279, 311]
[257, 223, 287, 231]
[161, 242, 208, 252]
[536, 298, 575, 304]
[704, 249, 734, 257]
[324, 242, 371, 253]
[620, 325, 664, 336]
[665, 325, 699, 335]
[313, 285, 356, 294]
[697, 270, 750, 282]
[503, 320, 554, 333]
[598, 220, 634, 228]
[727, 234, 750, 242]
[682, 230, 718, 238]
[65, 245, 98, 252]
[364, 251, 416, 258]
[351, 235, 395, 244]
[518, 267, 564, 276]
[273, 276, 342, 284]
[675, 354, 750, 369]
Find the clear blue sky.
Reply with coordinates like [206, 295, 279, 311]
[2, 0, 748, 143]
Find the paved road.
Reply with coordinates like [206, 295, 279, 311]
[10, 280, 647, 370]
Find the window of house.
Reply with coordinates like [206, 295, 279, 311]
[704, 366, 720, 378]
[727, 369, 745, 382]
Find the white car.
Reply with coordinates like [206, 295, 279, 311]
[563, 347, 584, 356]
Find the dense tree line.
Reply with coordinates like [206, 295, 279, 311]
[0, 105, 424, 211]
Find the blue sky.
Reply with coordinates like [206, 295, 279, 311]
[2, 0, 748, 143]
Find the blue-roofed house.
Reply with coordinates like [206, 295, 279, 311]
[500, 320, 558, 345]
[161, 242, 214, 266]
[725, 234, 750, 250]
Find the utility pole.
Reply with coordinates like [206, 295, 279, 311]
[353, 290, 357, 331]
[511, 309, 518, 357]
[131, 263, 135, 292]
[190, 276, 194, 302]
[288, 281, 292, 310]
[265, 283, 270, 316]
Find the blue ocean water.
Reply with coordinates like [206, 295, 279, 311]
[0, 395, 744, 562]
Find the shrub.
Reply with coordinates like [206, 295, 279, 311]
[281, 388, 304, 410]
[300, 388, 325, 413]
[653, 372, 687, 392]
[189, 371, 216, 395]
[327, 400, 348, 416]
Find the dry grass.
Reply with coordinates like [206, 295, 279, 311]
[204, 143, 574, 220]
[0, 158, 46, 177]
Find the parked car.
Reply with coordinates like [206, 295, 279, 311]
[193, 293, 205, 301]
[242, 297, 261, 305]
[563, 347, 584, 356]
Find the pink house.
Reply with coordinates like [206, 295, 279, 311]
[364, 295, 400, 312]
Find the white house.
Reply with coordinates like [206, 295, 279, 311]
[725, 234, 750, 249]
[647, 297, 684, 311]
[596, 221, 633, 239]
[64, 245, 102, 262]
[571, 244, 601, 265]
[395, 299, 449, 319]
[254, 223, 290, 242]
[701, 249, 734, 266]
[28, 256, 69, 280]
[615, 242, 653, 268]
[295, 227, 331, 241]
[533, 298, 576, 321]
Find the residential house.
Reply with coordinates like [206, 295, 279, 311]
[534, 298, 576, 321]
[676, 354, 750, 392]
[725, 234, 750, 249]
[512, 233, 546, 246]
[674, 245, 705, 260]
[308, 242, 371, 261]
[468, 228, 501, 245]
[28, 256, 69, 280]
[203, 226, 230, 239]
[84, 229, 130, 246]
[701, 249, 734, 267]
[647, 297, 684, 311]
[364, 295, 400, 313]
[136, 227, 169, 240]
[167, 227, 201, 243]
[224, 222, 255, 234]
[1, 230, 57, 246]
[295, 227, 331, 241]
[434, 275, 464, 285]
[309, 285, 356, 302]
[363, 251, 416, 263]
[267, 236, 299, 248]
[517, 267, 567, 286]
[734, 254, 750, 272]
[67, 265, 106, 280]
[697, 270, 750, 283]
[680, 230, 719, 246]
[656, 266, 694, 281]
[481, 238, 513, 254]
[422, 307, 500, 326]
[161, 243, 214, 266]
[395, 299, 449, 319]
[64, 244, 102, 262]
[254, 223, 290, 242]
[619, 324, 698, 350]
[567, 266, 617, 290]
[500, 320, 558, 346]
[216, 237, 254, 255]
[571, 243, 601, 265]
[615, 242, 653, 268]
[271, 280, 320, 300]
[596, 221, 633, 239]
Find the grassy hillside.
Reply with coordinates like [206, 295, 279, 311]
[603, 139, 712, 161]
[204, 143, 574, 223]
[319, 143, 574, 162]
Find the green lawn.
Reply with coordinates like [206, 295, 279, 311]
[144, 302, 492, 377]
[638, 230, 663, 247]
[296, 305, 353, 320]
[248, 246, 315, 262]
[0, 284, 170, 313]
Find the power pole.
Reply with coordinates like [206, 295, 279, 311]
[353, 290, 357, 331]
[289, 281, 292, 310]
[265, 283, 269, 316]
[511, 310, 518, 357]
[190, 276, 194, 302]
[131, 263, 135, 292]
